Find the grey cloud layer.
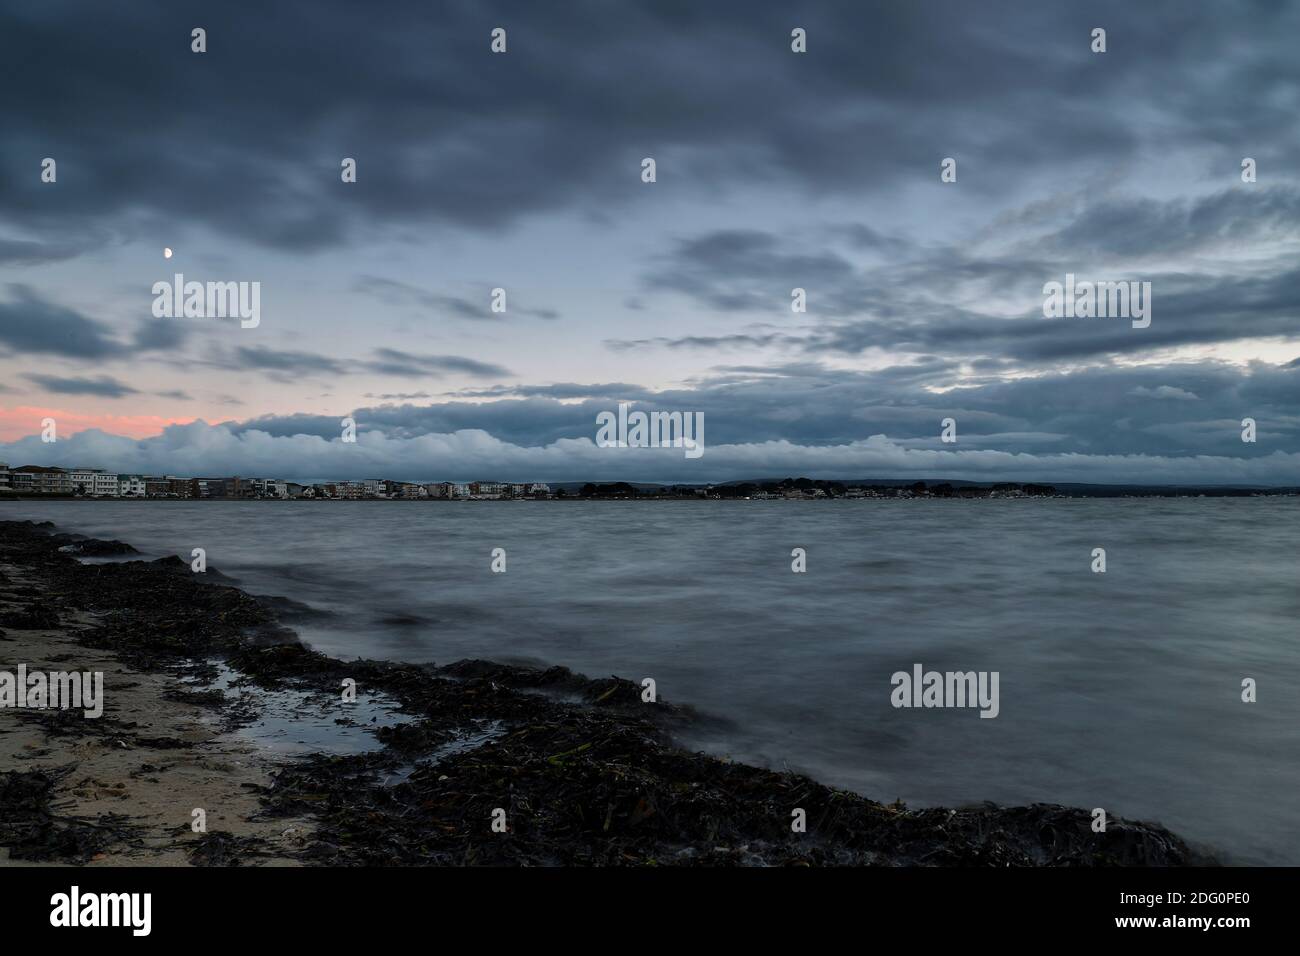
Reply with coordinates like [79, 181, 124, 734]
[0, 283, 511, 387]
[622, 186, 1300, 364]
[4, 417, 1295, 487]
[1, 1, 1297, 485]
[4, 1, 1297, 251]
[352, 276, 559, 322]
[222, 360, 1299, 461]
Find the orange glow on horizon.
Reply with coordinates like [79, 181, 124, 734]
[0, 406, 194, 443]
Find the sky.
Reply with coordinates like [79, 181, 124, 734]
[1, 0, 1298, 485]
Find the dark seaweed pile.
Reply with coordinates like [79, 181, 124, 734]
[0, 520, 1212, 866]
[0, 768, 130, 863]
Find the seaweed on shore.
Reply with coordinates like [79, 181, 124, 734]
[0, 519, 1215, 867]
[188, 830, 271, 866]
[261, 708, 1201, 866]
[0, 599, 61, 629]
[0, 768, 132, 863]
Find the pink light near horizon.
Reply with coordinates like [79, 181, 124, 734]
[0, 406, 195, 442]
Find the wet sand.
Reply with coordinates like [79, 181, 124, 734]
[0, 571, 311, 865]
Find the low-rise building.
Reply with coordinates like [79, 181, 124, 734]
[92, 473, 120, 497]
[326, 481, 363, 499]
[13, 465, 72, 494]
[69, 469, 103, 494]
[118, 475, 147, 497]
[251, 478, 288, 499]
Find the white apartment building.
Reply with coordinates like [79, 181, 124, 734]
[93, 473, 120, 496]
[251, 478, 288, 498]
[118, 475, 146, 497]
[69, 469, 101, 494]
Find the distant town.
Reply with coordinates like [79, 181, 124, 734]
[0, 463, 550, 500]
[0, 462, 1065, 500]
[1, 463, 1295, 500]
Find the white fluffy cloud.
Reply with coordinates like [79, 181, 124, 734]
[2, 420, 1296, 486]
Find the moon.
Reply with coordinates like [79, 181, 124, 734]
[163, 247, 173, 259]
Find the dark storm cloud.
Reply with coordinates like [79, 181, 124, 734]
[803, 267, 1300, 363]
[198, 346, 510, 381]
[1008, 186, 1300, 260]
[224, 359, 1300, 460]
[3, 1, 1297, 253]
[24, 373, 138, 398]
[0, 286, 200, 364]
[450, 382, 653, 400]
[352, 277, 489, 320]
[132, 318, 192, 352]
[351, 275, 559, 321]
[229, 397, 603, 447]
[0, 237, 87, 265]
[633, 182, 1300, 364]
[0, 285, 126, 359]
[365, 391, 434, 401]
[642, 230, 869, 316]
[607, 333, 793, 352]
[364, 349, 510, 378]
[231, 346, 349, 376]
[1, 1, 1295, 485]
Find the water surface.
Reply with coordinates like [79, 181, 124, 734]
[7, 497, 1297, 864]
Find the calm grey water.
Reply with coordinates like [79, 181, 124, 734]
[6, 497, 1297, 864]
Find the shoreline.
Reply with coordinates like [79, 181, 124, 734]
[1, 518, 1212, 866]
